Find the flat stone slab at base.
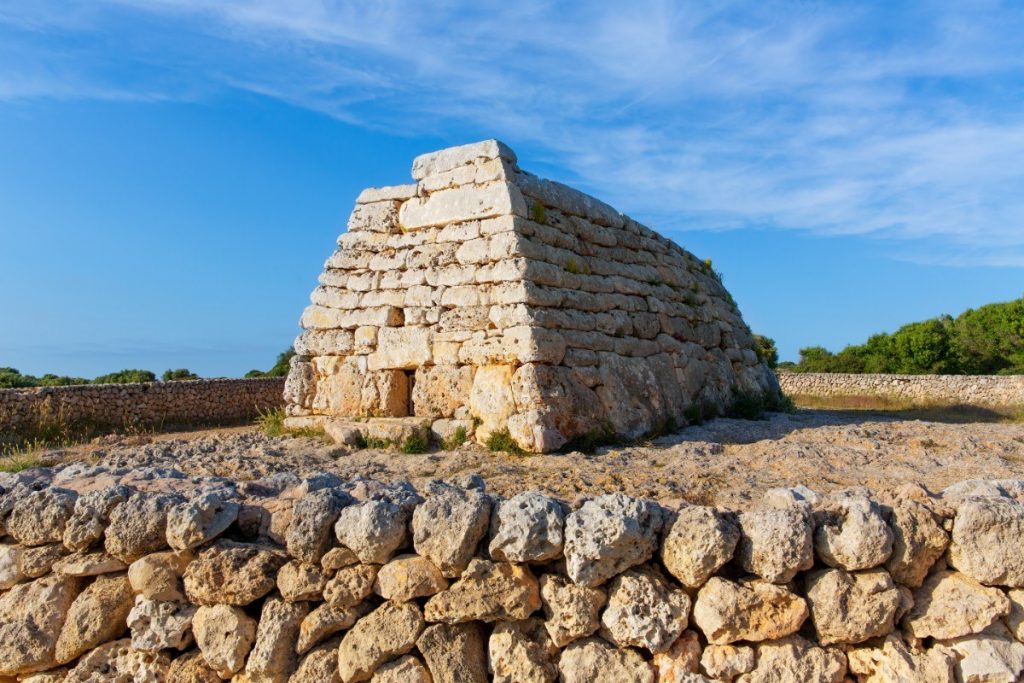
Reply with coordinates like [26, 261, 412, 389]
[286, 417, 432, 447]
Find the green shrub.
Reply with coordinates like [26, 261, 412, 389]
[364, 437, 392, 450]
[486, 428, 525, 455]
[753, 335, 779, 369]
[684, 404, 705, 426]
[162, 368, 200, 382]
[92, 369, 157, 385]
[443, 426, 469, 450]
[530, 201, 547, 224]
[727, 392, 767, 420]
[248, 348, 296, 378]
[256, 406, 287, 437]
[562, 421, 618, 453]
[400, 433, 430, 454]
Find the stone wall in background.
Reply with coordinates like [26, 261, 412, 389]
[778, 372, 1024, 409]
[1, 465, 1023, 681]
[0, 378, 285, 435]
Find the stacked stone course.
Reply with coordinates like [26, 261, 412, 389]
[2, 465, 1024, 681]
[778, 372, 1024, 410]
[285, 140, 778, 452]
[0, 378, 285, 435]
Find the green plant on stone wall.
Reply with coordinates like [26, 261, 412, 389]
[530, 200, 547, 224]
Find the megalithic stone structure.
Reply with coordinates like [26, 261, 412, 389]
[284, 140, 780, 452]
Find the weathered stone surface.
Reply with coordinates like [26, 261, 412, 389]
[128, 550, 192, 602]
[412, 483, 491, 578]
[297, 603, 364, 654]
[374, 553, 448, 601]
[411, 139, 515, 180]
[337, 601, 424, 683]
[244, 595, 308, 682]
[21, 543, 67, 577]
[323, 563, 377, 608]
[538, 573, 606, 647]
[166, 649, 221, 683]
[0, 543, 22, 588]
[105, 493, 179, 563]
[293, 640, 341, 683]
[558, 637, 655, 683]
[127, 595, 196, 652]
[424, 558, 540, 623]
[660, 505, 739, 589]
[885, 498, 950, 587]
[805, 568, 901, 645]
[1007, 588, 1024, 642]
[949, 497, 1024, 587]
[193, 604, 257, 678]
[813, 492, 893, 571]
[183, 540, 287, 606]
[63, 484, 130, 552]
[903, 570, 1011, 639]
[369, 654, 431, 683]
[600, 565, 691, 653]
[417, 622, 489, 683]
[322, 546, 360, 572]
[469, 364, 517, 441]
[941, 630, 1024, 683]
[166, 492, 239, 551]
[7, 487, 77, 546]
[0, 574, 80, 676]
[692, 577, 808, 645]
[847, 635, 956, 683]
[334, 499, 408, 565]
[286, 487, 351, 564]
[700, 644, 755, 681]
[487, 491, 564, 564]
[63, 639, 170, 682]
[55, 573, 134, 664]
[277, 560, 328, 602]
[53, 550, 128, 577]
[736, 635, 846, 683]
[651, 630, 701, 681]
[489, 618, 559, 683]
[736, 506, 813, 584]
[564, 494, 664, 587]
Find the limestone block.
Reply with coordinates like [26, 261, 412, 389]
[193, 604, 257, 678]
[949, 497, 1024, 587]
[847, 635, 956, 683]
[0, 574, 81, 676]
[183, 540, 288, 606]
[360, 370, 410, 417]
[940, 629, 1024, 683]
[813, 491, 893, 571]
[805, 568, 901, 645]
[489, 491, 565, 563]
[367, 327, 433, 370]
[660, 505, 740, 589]
[244, 595, 307, 682]
[692, 577, 808, 645]
[599, 565, 691, 654]
[736, 505, 814, 584]
[557, 637, 655, 683]
[334, 499, 409, 565]
[337, 601, 425, 683]
[469, 364, 517, 439]
[297, 603, 363, 655]
[412, 365, 474, 418]
[411, 139, 516, 180]
[459, 326, 566, 366]
[417, 622, 489, 683]
[538, 573, 606, 647]
[563, 494, 664, 588]
[356, 184, 417, 204]
[423, 558, 540, 623]
[903, 570, 1011, 639]
[412, 484, 491, 577]
[55, 573, 135, 664]
[736, 635, 846, 683]
[400, 181, 526, 230]
[885, 498, 950, 588]
[374, 554, 448, 602]
[347, 200, 400, 233]
[489, 618, 559, 683]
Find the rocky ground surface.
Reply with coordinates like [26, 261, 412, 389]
[46, 410, 1024, 509]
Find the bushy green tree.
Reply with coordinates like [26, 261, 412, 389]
[162, 368, 200, 382]
[247, 348, 295, 378]
[753, 335, 779, 369]
[0, 367, 38, 388]
[37, 373, 89, 386]
[92, 369, 157, 385]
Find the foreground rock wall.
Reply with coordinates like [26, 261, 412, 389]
[778, 372, 1024, 409]
[2, 465, 1024, 682]
[0, 378, 285, 435]
[286, 140, 778, 452]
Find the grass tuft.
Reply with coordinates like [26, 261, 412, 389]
[400, 433, 430, 454]
[486, 428, 526, 455]
[442, 426, 469, 450]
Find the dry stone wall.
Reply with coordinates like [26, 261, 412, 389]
[2, 465, 1024, 682]
[0, 378, 285, 435]
[285, 140, 779, 452]
[778, 372, 1024, 409]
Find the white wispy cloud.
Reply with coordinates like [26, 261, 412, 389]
[2, 0, 1023, 266]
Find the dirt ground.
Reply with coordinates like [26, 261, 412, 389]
[43, 409, 1024, 509]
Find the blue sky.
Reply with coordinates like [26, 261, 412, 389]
[1, 1, 1022, 377]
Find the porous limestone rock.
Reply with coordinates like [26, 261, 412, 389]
[538, 573, 607, 647]
[21, 543, 66, 578]
[700, 644, 755, 681]
[423, 558, 540, 623]
[369, 654, 432, 683]
[297, 603, 365, 655]
[373, 553, 448, 602]
[192, 604, 257, 678]
[53, 550, 128, 577]
[293, 640, 341, 683]
[128, 550, 192, 602]
[903, 570, 1011, 639]
[805, 568, 901, 645]
[940, 629, 1024, 683]
[165, 492, 239, 551]
[599, 565, 691, 654]
[557, 637, 655, 683]
[488, 491, 565, 563]
[55, 573, 134, 665]
[183, 540, 287, 606]
[63, 639, 170, 682]
[692, 577, 808, 645]
[736, 506, 813, 584]
[322, 546, 360, 572]
[949, 496, 1024, 587]
[7, 487, 77, 547]
[126, 595, 196, 652]
[563, 494, 664, 587]
[660, 505, 739, 589]
[489, 618, 559, 683]
[286, 487, 351, 564]
[1007, 589, 1024, 642]
[277, 560, 328, 602]
[323, 563, 377, 608]
[0, 574, 81, 676]
[417, 622, 489, 683]
[885, 498, 949, 587]
[105, 493, 180, 563]
[244, 595, 308, 682]
[337, 601, 425, 683]
[165, 649, 220, 683]
[736, 635, 846, 683]
[0, 543, 23, 588]
[334, 499, 408, 565]
[63, 485, 130, 552]
[813, 492, 893, 571]
[847, 635, 956, 683]
[651, 630, 702, 681]
[412, 483, 491, 578]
